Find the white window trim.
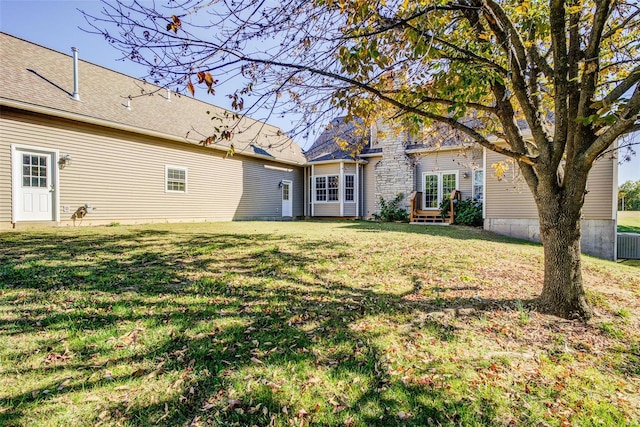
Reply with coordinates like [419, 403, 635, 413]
[472, 169, 484, 201]
[344, 173, 356, 203]
[422, 170, 459, 209]
[165, 165, 188, 193]
[314, 174, 340, 203]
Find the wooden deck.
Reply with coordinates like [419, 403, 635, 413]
[408, 190, 460, 224]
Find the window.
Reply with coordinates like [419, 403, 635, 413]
[423, 171, 458, 208]
[315, 176, 327, 201]
[473, 169, 484, 201]
[328, 176, 339, 201]
[22, 154, 47, 188]
[165, 165, 187, 193]
[344, 174, 355, 202]
[315, 175, 339, 202]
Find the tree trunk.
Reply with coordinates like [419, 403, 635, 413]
[537, 197, 593, 320]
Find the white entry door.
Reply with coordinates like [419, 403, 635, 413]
[281, 180, 293, 217]
[12, 146, 58, 222]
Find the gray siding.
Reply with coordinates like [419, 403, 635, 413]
[1, 109, 303, 227]
[414, 148, 479, 201]
[0, 131, 10, 222]
[483, 148, 617, 260]
[485, 149, 615, 220]
[362, 157, 381, 218]
[313, 203, 341, 216]
[312, 164, 339, 175]
[343, 203, 357, 216]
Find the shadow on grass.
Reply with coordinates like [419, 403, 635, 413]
[340, 220, 543, 247]
[0, 226, 550, 426]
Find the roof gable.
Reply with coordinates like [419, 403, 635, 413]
[304, 117, 371, 162]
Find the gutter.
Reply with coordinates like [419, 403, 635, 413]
[404, 143, 475, 154]
[0, 98, 307, 167]
[304, 158, 368, 166]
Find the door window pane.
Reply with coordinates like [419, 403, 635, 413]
[442, 173, 457, 198]
[22, 154, 47, 188]
[424, 174, 439, 208]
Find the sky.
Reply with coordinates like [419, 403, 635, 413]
[1, 0, 639, 183]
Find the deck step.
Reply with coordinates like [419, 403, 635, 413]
[411, 210, 448, 223]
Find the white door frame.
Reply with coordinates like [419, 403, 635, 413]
[281, 179, 293, 217]
[422, 170, 459, 209]
[11, 144, 60, 223]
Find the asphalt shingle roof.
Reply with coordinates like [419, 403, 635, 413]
[304, 117, 371, 162]
[0, 32, 306, 165]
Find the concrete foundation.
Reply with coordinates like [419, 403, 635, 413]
[484, 218, 617, 260]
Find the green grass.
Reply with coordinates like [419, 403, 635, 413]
[618, 211, 640, 233]
[1, 221, 639, 426]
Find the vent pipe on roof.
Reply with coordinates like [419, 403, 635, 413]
[71, 47, 80, 101]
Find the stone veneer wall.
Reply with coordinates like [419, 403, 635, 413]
[374, 123, 415, 213]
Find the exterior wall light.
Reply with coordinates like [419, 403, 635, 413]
[59, 154, 72, 168]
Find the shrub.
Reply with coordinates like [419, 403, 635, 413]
[455, 198, 483, 226]
[440, 195, 483, 226]
[374, 193, 409, 222]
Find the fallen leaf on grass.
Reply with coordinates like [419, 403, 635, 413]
[398, 410, 412, 420]
[120, 328, 144, 346]
[44, 348, 73, 364]
[131, 368, 145, 377]
[227, 399, 242, 410]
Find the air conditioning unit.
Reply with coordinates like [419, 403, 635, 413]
[617, 233, 640, 260]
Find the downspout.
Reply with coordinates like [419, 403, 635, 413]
[303, 167, 308, 217]
[339, 162, 344, 216]
[356, 163, 360, 219]
[71, 47, 80, 101]
[311, 164, 315, 217]
[482, 147, 487, 223]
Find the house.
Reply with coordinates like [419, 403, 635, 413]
[303, 117, 618, 261]
[0, 32, 306, 228]
[304, 119, 482, 221]
[1, 32, 618, 261]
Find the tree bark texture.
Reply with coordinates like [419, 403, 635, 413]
[536, 192, 593, 320]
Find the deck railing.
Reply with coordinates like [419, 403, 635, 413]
[409, 190, 460, 223]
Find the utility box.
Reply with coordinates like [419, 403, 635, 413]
[617, 233, 640, 260]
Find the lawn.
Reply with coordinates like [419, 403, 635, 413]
[1, 221, 638, 427]
[618, 211, 640, 234]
